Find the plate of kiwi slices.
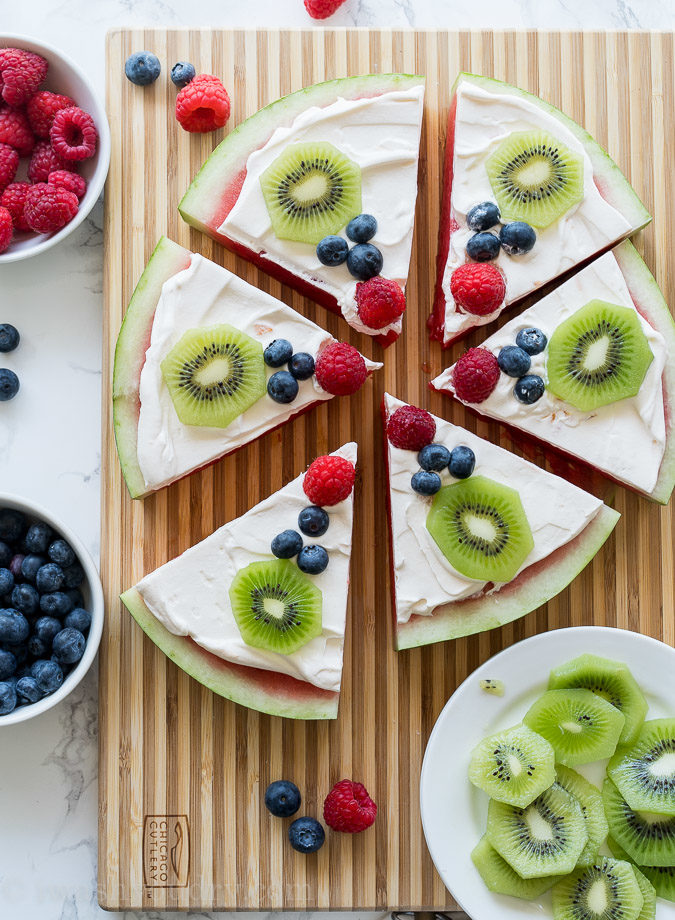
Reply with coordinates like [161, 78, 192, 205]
[420, 626, 675, 920]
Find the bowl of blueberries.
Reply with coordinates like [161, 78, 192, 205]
[0, 494, 103, 725]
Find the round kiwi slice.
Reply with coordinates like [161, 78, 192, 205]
[259, 141, 362, 245]
[549, 653, 648, 747]
[555, 765, 609, 867]
[471, 834, 562, 900]
[608, 719, 675, 816]
[229, 559, 322, 656]
[468, 724, 556, 808]
[551, 857, 645, 920]
[486, 783, 588, 878]
[608, 836, 675, 904]
[546, 300, 654, 413]
[485, 129, 584, 229]
[425, 475, 534, 583]
[161, 324, 267, 429]
[602, 778, 675, 868]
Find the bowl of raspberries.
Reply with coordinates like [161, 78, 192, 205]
[0, 494, 104, 725]
[0, 34, 110, 262]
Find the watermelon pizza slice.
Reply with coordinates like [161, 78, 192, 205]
[121, 444, 358, 720]
[382, 394, 620, 650]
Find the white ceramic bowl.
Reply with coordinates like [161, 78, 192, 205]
[0, 33, 110, 263]
[0, 493, 104, 726]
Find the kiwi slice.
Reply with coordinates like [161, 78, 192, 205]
[608, 719, 675, 816]
[546, 300, 654, 413]
[602, 778, 675, 868]
[551, 857, 645, 920]
[486, 783, 588, 879]
[161, 324, 266, 429]
[426, 475, 534, 583]
[468, 724, 556, 807]
[471, 834, 562, 900]
[523, 688, 626, 766]
[480, 678, 505, 696]
[259, 142, 362, 244]
[485, 129, 584, 228]
[633, 868, 657, 920]
[608, 836, 675, 903]
[556, 765, 609, 867]
[229, 559, 322, 655]
[549, 653, 648, 746]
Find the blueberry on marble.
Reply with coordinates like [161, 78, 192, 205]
[514, 374, 545, 404]
[48, 539, 76, 568]
[516, 327, 547, 356]
[35, 563, 64, 594]
[466, 232, 500, 262]
[34, 616, 63, 645]
[411, 470, 442, 496]
[0, 680, 17, 714]
[466, 201, 501, 232]
[346, 243, 383, 281]
[31, 659, 64, 694]
[298, 506, 329, 538]
[16, 676, 41, 704]
[448, 445, 476, 480]
[346, 213, 377, 243]
[11, 584, 39, 616]
[0, 648, 16, 681]
[52, 628, 85, 665]
[267, 371, 299, 404]
[316, 235, 349, 267]
[170, 61, 196, 88]
[0, 568, 13, 595]
[64, 608, 91, 633]
[124, 51, 161, 86]
[0, 509, 25, 542]
[21, 554, 45, 584]
[0, 369, 19, 401]
[288, 352, 315, 381]
[288, 816, 325, 853]
[297, 545, 329, 575]
[418, 443, 451, 472]
[61, 564, 84, 589]
[498, 345, 531, 378]
[500, 221, 536, 255]
[0, 324, 19, 354]
[271, 530, 303, 559]
[264, 339, 294, 368]
[265, 780, 301, 818]
[0, 609, 29, 644]
[40, 592, 73, 617]
[24, 522, 52, 554]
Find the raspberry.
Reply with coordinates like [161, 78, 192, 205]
[27, 140, 72, 183]
[303, 455, 356, 506]
[23, 183, 79, 234]
[387, 405, 436, 450]
[0, 206, 12, 253]
[0, 48, 48, 107]
[314, 342, 368, 396]
[304, 0, 346, 18]
[50, 106, 97, 161]
[0, 143, 18, 193]
[452, 347, 501, 404]
[355, 277, 406, 330]
[1, 182, 31, 231]
[0, 105, 34, 156]
[26, 90, 74, 138]
[48, 170, 86, 199]
[450, 262, 505, 316]
[175, 74, 231, 133]
[323, 780, 377, 833]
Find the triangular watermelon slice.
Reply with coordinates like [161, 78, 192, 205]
[121, 443, 357, 720]
[382, 394, 620, 650]
[178, 74, 425, 347]
[431, 241, 675, 505]
[430, 73, 651, 347]
[112, 237, 380, 499]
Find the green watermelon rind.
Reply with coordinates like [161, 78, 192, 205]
[121, 587, 340, 720]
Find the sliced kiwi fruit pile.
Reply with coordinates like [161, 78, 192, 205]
[485, 129, 584, 228]
[546, 300, 654, 413]
[259, 141, 362, 244]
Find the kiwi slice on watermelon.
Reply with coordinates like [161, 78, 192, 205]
[551, 857, 645, 920]
[161, 324, 266, 428]
[555, 765, 608, 867]
[607, 718, 675, 815]
[602, 778, 675, 868]
[468, 723, 556, 808]
[471, 835, 562, 900]
[608, 836, 675, 903]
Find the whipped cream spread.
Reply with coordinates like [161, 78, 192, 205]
[136, 443, 357, 692]
[433, 251, 667, 495]
[440, 81, 633, 343]
[383, 394, 603, 625]
[219, 87, 425, 338]
[136, 254, 380, 492]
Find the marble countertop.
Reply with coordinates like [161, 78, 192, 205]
[0, 2, 669, 918]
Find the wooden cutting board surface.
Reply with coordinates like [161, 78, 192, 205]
[100, 28, 675, 911]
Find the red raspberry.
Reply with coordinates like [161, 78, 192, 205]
[1, 182, 31, 231]
[0, 105, 34, 156]
[450, 262, 505, 316]
[323, 780, 377, 833]
[0, 143, 18, 193]
[26, 90, 75, 138]
[304, 0, 346, 18]
[452, 347, 501, 404]
[303, 455, 356, 506]
[315, 342, 367, 396]
[0, 206, 12, 253]
[27, 140, 72, 183]
[50, 106, 97, 161]
[0, 48, 48, 107]
[355, 277, 406, 330]
[23, 183, 79, 234]
[48, 170, 86, 199]
[175, 74, 231, 133]
[387, 405, 436, 451]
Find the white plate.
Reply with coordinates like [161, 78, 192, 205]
[420, 626, 675, 920]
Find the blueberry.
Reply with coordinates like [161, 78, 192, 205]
[0, 542, 10, 567]
[36, 563, 64, 594]
[0, 369, 19, 400]
[448, 445, 476, 480]
[346, 213, 377, 243]
[40, 592, 73, 617]
[170, 61, 196, 88]
[411, 471, 442, 495]
[498, 345, 531, 378]
[267, 371, 299, 404]
[500, 221, 536, 255]
[0, 648, 16, 680]
[271, 530, 303, 559]
[11, 584, 39, 616]
[264, 780, 301, 818]
[124, 51, 161, 86]
[52, 628, 85, 665]
[64, 588, 84, 608]
[288, 353, 315, 381]
[64, 608, 91, 633]
[62, 564, 84, 589]
[346, 243, 383, 281]
[0, 609, 29, 644]
[288, 816, 325, 853]
[316, 235, 349, 267]
[16, 675, 41, 704]
[298, 506, 329, 538]
[21, 554, 45, 584]
[264, 339, 293, 368]
[466, 232, 500, 262]
[48, 539, 76, 567]
[34, 616, 62, 644]
[9, 554, 24, 578]
[0, 568, 13, 595]
[24, 522, 52, 554]
[466, 201, 501, 232]
[0, 324, 19, 354]
[27, 636, 48, 659]
[418, 443, 451, 472]
[297, 545, 329, 575]
[0, 680, 17, 714]
[516, 327, 548, 356]
[31, 659, 64, 694]
[514, 374, 545, 404]
[0, 508, 25, 542]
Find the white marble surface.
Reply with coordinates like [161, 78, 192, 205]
[0, 2, 671, 918]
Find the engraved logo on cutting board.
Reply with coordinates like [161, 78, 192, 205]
[143, 815, 190, 887]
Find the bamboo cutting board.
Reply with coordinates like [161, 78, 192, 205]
[100, 28, 675, 911]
